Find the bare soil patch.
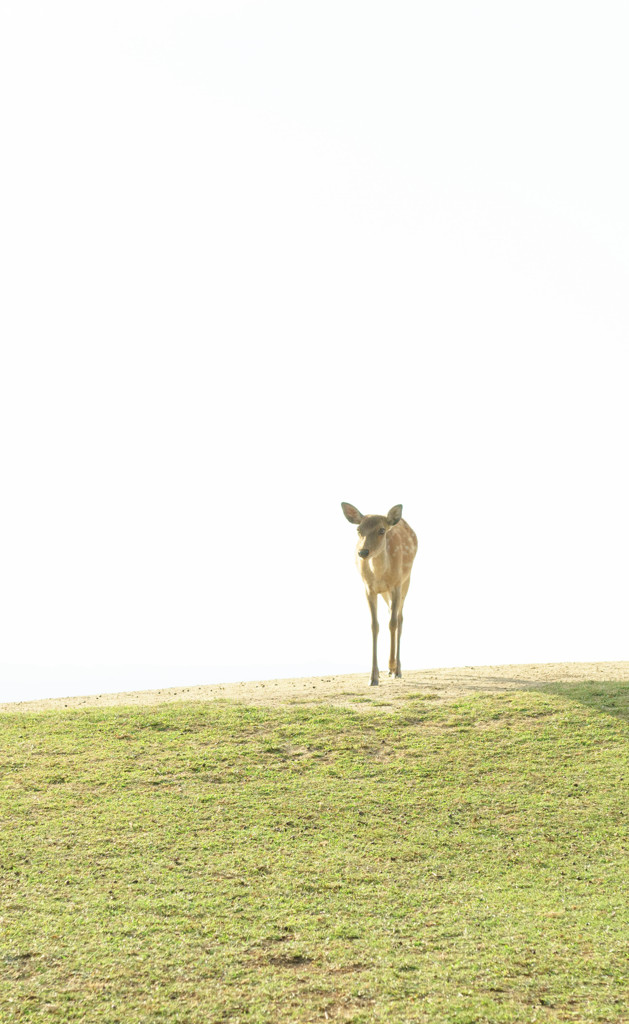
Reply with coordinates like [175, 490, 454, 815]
[1, 661, 626, 714]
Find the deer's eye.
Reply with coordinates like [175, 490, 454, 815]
[378, 528, 385, 535]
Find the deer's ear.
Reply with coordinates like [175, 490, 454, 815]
[341, 502, 364, 525]
[386, 504, 403, 526]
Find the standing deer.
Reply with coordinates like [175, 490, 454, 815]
[341, 502, 418, 686]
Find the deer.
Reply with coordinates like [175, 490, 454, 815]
[341, 502, 418, 686]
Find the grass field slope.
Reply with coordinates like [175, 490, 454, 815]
[1, 672, 628, 1023]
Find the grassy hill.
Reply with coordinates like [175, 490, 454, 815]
[1, 680, 627, 1023]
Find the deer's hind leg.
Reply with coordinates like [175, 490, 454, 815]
[393, 577, 411, 679]
[387, 586, 403, 677]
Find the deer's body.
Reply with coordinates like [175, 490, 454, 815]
[342, 503, 418, 686]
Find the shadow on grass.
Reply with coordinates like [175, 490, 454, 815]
[535, 679, 629, 723]
[437, 671, 629, 724]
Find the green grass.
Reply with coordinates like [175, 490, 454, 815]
[1, 681, 627, 1023]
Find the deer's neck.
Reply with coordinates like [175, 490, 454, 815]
[360, 542, 391, 592]
[370, 543, 390, 574]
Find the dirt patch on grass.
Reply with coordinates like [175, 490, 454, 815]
[264, 954, 314, 968]
[1, 662, 627, 714]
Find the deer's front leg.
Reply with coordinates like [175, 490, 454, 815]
[388, 586, 402, 677]
[366, 590, 379, 685]
[396, 579, 410, 679]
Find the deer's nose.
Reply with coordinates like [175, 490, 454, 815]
[358, 548, 369, 558]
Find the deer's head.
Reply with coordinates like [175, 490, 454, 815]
[341, 502, 403, 559]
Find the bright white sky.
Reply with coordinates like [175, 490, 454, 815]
[1, 1, 627, 702]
